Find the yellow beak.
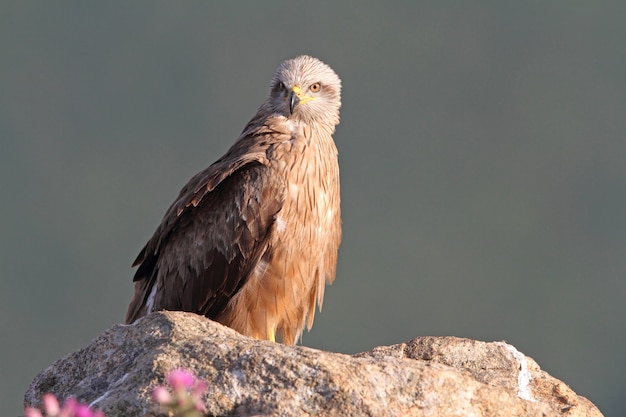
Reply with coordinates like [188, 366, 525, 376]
[289, 85, 315, 114]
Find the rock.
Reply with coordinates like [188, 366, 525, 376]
[24, 311, 602, 417]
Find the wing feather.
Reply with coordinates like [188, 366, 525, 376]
[125, 124, 289, 324]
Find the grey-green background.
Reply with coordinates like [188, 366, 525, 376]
[2, 2, 623, 416]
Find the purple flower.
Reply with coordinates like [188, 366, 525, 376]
[24, 408, 43, 417]
[152, 385, 172, 405]
[192, 380, 208, 396]
[167, 369, 196, 391]
[61, 397, 78, 416]
[42, 393, 60, 415]
[73, 404, 94, 417]
[25, 394, 105, 417]
[26, 369, 207, 417]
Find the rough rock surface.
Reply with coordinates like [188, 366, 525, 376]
[24, 311, 602, 417]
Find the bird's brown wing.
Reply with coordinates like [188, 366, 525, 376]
[125, 128, 287, 324]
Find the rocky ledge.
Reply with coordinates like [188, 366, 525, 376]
[25, 311, 602, 416]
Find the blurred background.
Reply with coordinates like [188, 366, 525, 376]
[2, 2, 624, 415]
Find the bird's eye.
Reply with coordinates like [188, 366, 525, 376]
[309, 83, 321, 93]
[275, 81, 285, 91]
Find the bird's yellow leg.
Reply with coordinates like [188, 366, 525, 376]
[268, 327, 276, 343]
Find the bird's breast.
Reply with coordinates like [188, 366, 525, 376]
[270, 124, 340, 240]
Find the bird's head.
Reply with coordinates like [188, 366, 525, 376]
[264, 55, 342, 129]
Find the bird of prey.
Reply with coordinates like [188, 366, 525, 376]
[125, 55, 342, 345]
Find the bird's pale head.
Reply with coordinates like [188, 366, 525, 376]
[265, 55, 341, 129]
